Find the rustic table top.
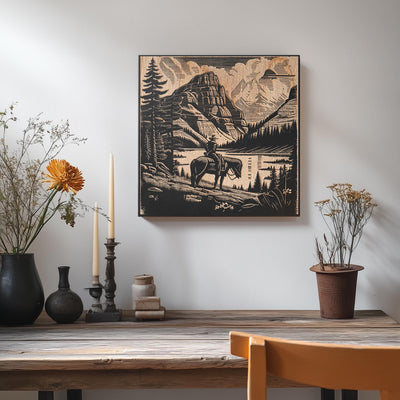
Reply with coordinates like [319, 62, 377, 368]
[0, 310, 399, 391]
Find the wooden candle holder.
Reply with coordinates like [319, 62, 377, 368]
[85, 238, 121, 322]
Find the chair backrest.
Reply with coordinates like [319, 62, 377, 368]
[230, 331, 400, 400]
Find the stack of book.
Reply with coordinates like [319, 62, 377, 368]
[134, 296, 165, 320]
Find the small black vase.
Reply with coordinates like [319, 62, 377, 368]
[45, 266, 83, 324]
[0, 253, 44, 325]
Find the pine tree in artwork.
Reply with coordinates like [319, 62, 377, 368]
[159, 96, 183, 172]
[141, 123, 152, 164]
[278, 164, 287, 191]
[287, 144, 297, 203]
[141, 58, 168, 167]
[269, 167, 277, 191]
[253, 171, 262, 193]
[262, 180, 268, 192]
[278, 167, 283, 190]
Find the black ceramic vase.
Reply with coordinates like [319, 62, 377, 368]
[45, 266, 83, 324]
[0, 253, 44, 325]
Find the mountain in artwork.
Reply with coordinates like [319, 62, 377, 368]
[253, 85, 298, 131]
[159, 72, 248, 147]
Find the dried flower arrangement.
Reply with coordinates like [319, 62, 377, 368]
[314, 183, 377, 270]
[0, 104, 86, 254]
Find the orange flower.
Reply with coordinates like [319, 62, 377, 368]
[43, 159, 84, 194]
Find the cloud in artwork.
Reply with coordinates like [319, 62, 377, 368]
[140, 56, 298, 123]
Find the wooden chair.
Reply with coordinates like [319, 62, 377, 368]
[230, 331, 400, 400]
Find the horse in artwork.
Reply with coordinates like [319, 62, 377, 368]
[190, 155, 242, 189]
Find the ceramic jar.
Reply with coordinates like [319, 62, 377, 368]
[45, 266, 83, 324]
[0, 253, 44, 325]
[132, 274, 156, 309]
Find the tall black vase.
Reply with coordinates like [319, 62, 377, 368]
[0, 253, 44, 325]
[45, 266, 83, 324]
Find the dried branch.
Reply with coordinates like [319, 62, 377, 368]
[314, 183, 377, 268]
[0, 104, 87, 254]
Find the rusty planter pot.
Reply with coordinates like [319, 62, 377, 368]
[310, 264, 364, 319]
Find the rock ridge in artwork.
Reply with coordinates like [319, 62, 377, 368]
[160, 71, 248, 147]
[257, 85, 297, 131]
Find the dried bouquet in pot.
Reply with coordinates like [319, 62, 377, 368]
[314, 183, 377, 270]
[0, 104, 86, 254]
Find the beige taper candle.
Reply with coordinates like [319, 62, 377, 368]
[108, 154, 115, 239]
[92, 202, 99, 285]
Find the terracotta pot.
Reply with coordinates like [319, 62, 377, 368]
[310, 264, 364, 319]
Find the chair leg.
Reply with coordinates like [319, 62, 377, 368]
[321, 389, 335, 400]
[38, 392, 54, 400]
[321, 388, 335, 400]
[67, 389, 83, 400]
[342, 390, 358, 400]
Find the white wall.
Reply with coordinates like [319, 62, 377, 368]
[1, 0, 400, 399]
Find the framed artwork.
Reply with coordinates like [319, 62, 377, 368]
[139, 55, 299, 217]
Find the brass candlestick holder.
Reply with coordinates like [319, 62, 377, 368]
[85, 238, 121, 322]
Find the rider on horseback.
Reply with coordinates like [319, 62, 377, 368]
[205, 135, 222, 175]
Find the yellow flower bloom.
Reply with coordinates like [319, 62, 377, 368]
[43, 159, 84, 194]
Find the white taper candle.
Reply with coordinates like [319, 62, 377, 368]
[92, 202, 99, 284]
[108, 154, 115, 239]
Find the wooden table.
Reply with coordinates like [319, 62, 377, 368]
[0, 310, 399, 400]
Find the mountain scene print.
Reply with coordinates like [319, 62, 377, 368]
[139, 55, 299, 217]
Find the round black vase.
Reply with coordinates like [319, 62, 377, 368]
[0, 253, 44, 325]
[45, 266, 83, 324]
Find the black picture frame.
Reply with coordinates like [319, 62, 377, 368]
[139, 55, 300, 217]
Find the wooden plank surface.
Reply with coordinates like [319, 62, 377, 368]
[0, 310, 399, 390]
[29, 309, 397, 328]
[0, 369, 307, 391]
